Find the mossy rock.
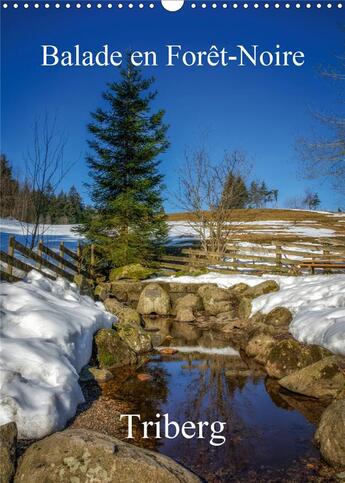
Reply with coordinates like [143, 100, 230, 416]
[175, 267, 210, 277]
[245, 333, 276, 365]
[0, 422, 17, 483]
[244, 280, 280, 299]
[264, 307, 293, 327]
[116, 321, 152, 354]
[198, 285, 236, 316]
[174, 294, 203, 322]
[94, 283, 111, 301]
[315, 399, 345, 468]
[137, 283, 171, 315]
[109, 281, 145, 303]
[104, 298, 141, 325]
[279, 356, 345, 399]
[79, 365, 113, 383]
[237, 297, 252, 320]
[95, 328, 137, 369]
[109, 264, 155, 282]
[14, 429, 202, 483]
[265, 339, 332, 379]
[229, 283, 250, 295]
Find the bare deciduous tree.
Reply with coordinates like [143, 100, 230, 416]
[298, 52, 345, 200]
[19, 114, 71, 248]
[176, 148, 250, 256]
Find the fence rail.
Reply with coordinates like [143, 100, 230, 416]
[0, 236, 93, 283]
[157, 239, 345, 275]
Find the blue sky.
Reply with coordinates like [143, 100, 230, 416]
[2, 3, 344, 211]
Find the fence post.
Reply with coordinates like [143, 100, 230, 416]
[37, 239, 43, 270]
[7, 236, 15, 276]
[232, 242, 238, 272]
[90, 244, 95, 279]
[76, 242, 82, 274]
[189, 248, 197, 269]
[276, 243, 282, 272]
[323, 244, 330, 274]
[59, 241, 65, 270]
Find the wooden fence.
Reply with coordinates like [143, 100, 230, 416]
[2, 235, 345, 282]
[0, 236, 92, 283]
[158, 239, 345, 275]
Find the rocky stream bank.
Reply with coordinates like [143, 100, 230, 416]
[2, 271, 345, 482]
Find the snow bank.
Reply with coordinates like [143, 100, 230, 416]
[252, 275, 345, 357]
[155, 272, 345, 356]
[0, 271, 114, 439]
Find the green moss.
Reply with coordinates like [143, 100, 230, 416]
[175, 267, 210, 277]
[97, 351, 117, 368]
[109, 264, 154, 281]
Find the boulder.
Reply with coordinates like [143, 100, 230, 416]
[248, 314, 290, 339]
[278, 356, 345, 399]
[244, 280, 280, 299]
[95, 328, 137, 369]
[104, 298, 141, 325]
[197, 285, 238, 316]
[110, 281, 144, 303]
[245, 333, 276, 365]
[88, 367, 114, 383]
[237, 297, 252, 320]
[265, 339, 331, 379]
[79, 365, 114, 383]
[94, 283, 110, 301]
[174, 294, 203, 322]
[175, 268, 210, 278]
[228, 283, 250, 295]
[109, 264, 154, 281]
[116, 321, 152, 354]
[168, 283, 204, 294]
[249, 311, 267, 326]
[315, 399, 345, 468]
[0, 421, 17, 483]
[137, 283, 171, 316]
[264, 307, 293, 327]
[14, 429, 201, 483]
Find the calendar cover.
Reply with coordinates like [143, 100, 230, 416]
[1, 1, 345, 482]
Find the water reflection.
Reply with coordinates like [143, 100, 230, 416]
[103, 321, 327, 481]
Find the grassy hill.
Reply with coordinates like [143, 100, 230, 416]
[167, 209, 345, 245]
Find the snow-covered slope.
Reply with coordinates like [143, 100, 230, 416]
[155, 273, 345, 357]
[0, 218, 82, 238]
[0, 271, 114, 439]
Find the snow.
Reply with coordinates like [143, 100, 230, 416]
[167, 220, 336, 247]
[0, 271, 114, 439]
[154, 272, 345, 357]
[163, 346, 240, 356]
[0, 218, 82, 238]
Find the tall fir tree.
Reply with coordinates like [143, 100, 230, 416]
[81, 59, 169, 267]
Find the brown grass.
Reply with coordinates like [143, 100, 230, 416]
[167, 208, 345, 246]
